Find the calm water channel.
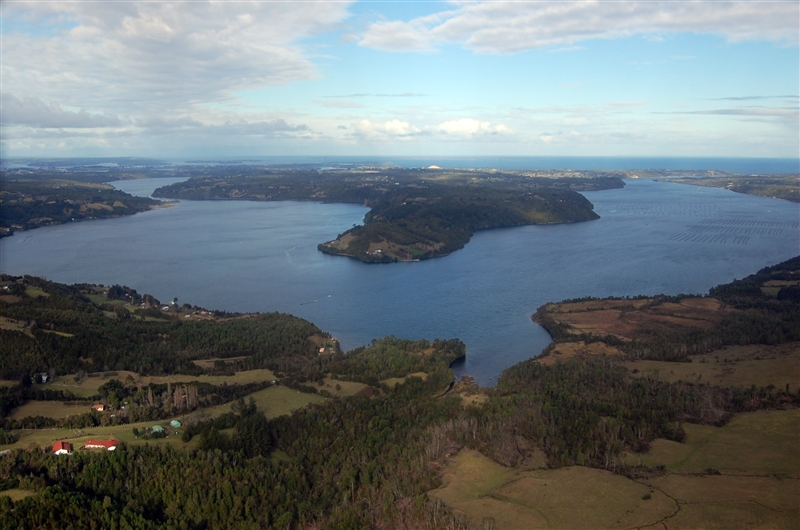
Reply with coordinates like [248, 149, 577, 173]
[1, 178, 798, 384]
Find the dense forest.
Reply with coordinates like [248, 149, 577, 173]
[0, 275, 330, 379]
[0, 179, 162, 237]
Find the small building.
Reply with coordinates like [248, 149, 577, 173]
[169, 420, 182, 428]
[152, 425, 165, 433]
[52, 441, 72, 455]
[91, 404, 105, 412]
[40, 373, 49, 383]
[84, 439, 121, 451]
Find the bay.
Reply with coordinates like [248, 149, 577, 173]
[1, 177, 797, 385]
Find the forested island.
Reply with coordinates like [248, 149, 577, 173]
[152, 168, 623, 262]
[0, 257, 798, 528]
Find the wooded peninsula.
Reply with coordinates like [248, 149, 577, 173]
[151, 168, 623, 262]
[660, 174, 799, 202]
[0, 180, 166, 238]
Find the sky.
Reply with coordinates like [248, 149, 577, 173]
[1, 0, 798, 159]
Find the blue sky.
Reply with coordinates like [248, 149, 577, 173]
[1, 1, 798, 159]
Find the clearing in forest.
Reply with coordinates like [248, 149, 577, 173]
[429, 450, 674, 529]
[431, 409, 800, 529]
[624, 342, 800, 389]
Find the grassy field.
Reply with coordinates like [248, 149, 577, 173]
[8, 401, 94, 421]
[5, 386, 327, 453]
[381, 372, 428, 387]
[645, 474, 800, 529]
[430, 409, 800, 529]
[639, 409, 800, 477]
[7, 418, 195, 452]
[46, 368, 279, 396]
[624, 342, 800, 389]
[459, 393, 488, 406]
[537, 340, 624, 366]
[194, 385, 327, 420]
[632, 409, 799, 529]
[429, 449, 675, 529]
[0, 317, 33, 337]
[0, 489, 36, 501]
[191, 356, 251, 369]
[24, 287, 50, 298]
[320, 378, 369, 397]
[3, 369, 326, 436]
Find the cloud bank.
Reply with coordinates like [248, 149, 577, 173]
[361, 1, 799, 54]
[2, 1, 353, 114]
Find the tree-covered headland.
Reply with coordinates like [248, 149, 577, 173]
[152, 167, 624, 262]
[0, 179, 165, 238]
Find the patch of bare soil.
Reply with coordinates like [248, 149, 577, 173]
[537, 341, 624, 366]
[537, 296, 729, 339]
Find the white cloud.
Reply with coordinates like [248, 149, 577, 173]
[353, 119, 422, 140]
[350, 117, 512, 141]
[360, 15, 443, 52]
[360, 1, 799, 54]
[2, 1, 353, 115]
[2, 93, 125, 128]
[433, 118, 512, 137]
[656, 106, 800, 129]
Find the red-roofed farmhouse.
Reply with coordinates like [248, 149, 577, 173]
[83, 439, 121, 451]
[52, 441, 73, 455]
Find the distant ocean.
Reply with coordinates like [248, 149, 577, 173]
[172, 156, 800, 175]
[3, 156, 798, 174]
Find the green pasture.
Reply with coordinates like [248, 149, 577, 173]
[24, 287, 49, 298]
[197, 385, 326, 420]
[640, 409, 800, 477]
[320, 378, 369, 397]
[429, 449, 674, 529]
[47, 368, 279, 396]
[8, 401, 92, 421]
[381, 372, 428, 387]
[624, 342, 800, 389]
[647, 473, 799, 529]
[0, 489, 36, 501]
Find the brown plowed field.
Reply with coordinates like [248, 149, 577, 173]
[538, 297, 728, 339]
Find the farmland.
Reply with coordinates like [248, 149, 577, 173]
[430, 410, 799, 529]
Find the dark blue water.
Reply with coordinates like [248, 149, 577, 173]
[1, 178, 797, 384]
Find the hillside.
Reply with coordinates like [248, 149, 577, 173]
[0, 258, 797, 528]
